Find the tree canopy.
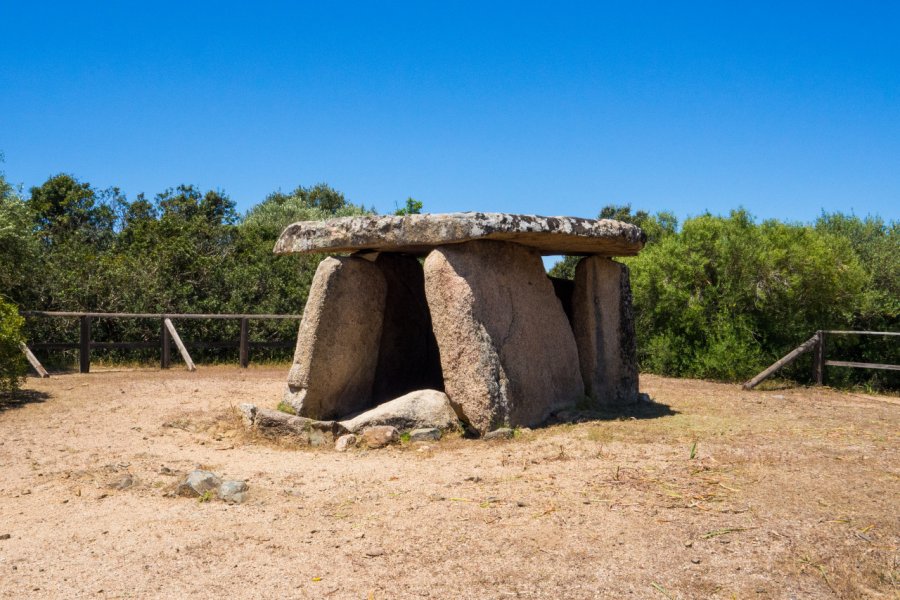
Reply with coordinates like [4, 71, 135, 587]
[0, 169, 895, 390]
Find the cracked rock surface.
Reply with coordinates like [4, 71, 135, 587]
[275, 212, 645, 257]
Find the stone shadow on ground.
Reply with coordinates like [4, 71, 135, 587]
[548, 394, 678, 426]
[0, 389, 51, 414]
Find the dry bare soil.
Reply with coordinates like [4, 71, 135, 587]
[1, 367, 897, 599]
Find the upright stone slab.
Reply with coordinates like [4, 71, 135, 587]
[369, 253, 444, 403]
[572, 256, 639, 407]
[285, 256, 387, 420]
[423, 240, 584, 434]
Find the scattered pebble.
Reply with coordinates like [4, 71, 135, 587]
[110, 475, 135, 490]
[334, 434, 357, 452]
[176, 470, 222, 498]
[218, 480, 249, 504]
[359, 426, 399, 449]
[484, 428, 514, 441]
[409, 428, 441, 442]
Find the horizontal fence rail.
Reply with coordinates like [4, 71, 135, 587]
[743, 329, 899, 390]
[22, 311, 301, 320]
[19, 311, 301, 375]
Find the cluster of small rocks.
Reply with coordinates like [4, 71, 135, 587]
[175, 469, 248, 503]
[239, 388, 461, 450]
[333, 426, 443, 451]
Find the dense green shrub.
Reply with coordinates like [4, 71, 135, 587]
[554, 206, 897, 388]
[0, 297, 26, 393]
[14, 176, 372, 367]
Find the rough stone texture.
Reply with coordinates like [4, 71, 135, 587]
[572, 256, 639, 407]
[368, 253, 443, 403]
[409, 428, 442, 442]
[424, 240, 585, 434]
[339, 389, 459, 434]
[252, 407, 338, 447]
[483, 428, 515, 441]
[275, 212, 645, 257]
[218, 480, 248, 504]
[284, 256, 387, 420]
[334, 434, 357, 452]
[238, 403, 257, 428]
[359, 426, 399, 449]
[176, 470, 221, 497]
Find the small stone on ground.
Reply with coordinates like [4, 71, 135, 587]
[335, 434, 357, 452]
[409, 428, 441, 442]
[176, 470, 222, 497]
[218, 480, 249, 503]
[359, 426, 399, 449]
[484, 428, 514, 440]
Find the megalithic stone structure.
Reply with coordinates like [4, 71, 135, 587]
[276, 212, 646, 435]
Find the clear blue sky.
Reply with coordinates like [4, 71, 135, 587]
[2, 1, 898, 223]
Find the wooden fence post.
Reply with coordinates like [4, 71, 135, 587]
[163, 318, 196, 372]
[812, 330, 825, 385]
[742, 334, 819, 390]
[79, 316, 91, 373]
[160, 319, 171, 369]
[19, 342, 50, 378]
[239, 317, 249, 368]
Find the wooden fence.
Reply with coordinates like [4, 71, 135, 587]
[19, 311, 301, 376]
[743, 330, 899, 390]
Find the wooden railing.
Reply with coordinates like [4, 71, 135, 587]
[19, 311, 301, 376]
[743, 330, 899, 390]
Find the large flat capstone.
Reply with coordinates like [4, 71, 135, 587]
[274, 212, 645, 257]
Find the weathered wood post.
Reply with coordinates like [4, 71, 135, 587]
[812, 330, 825, 385]
[160, 318, 171, 369]
[239, 317, 250, 368]
[19, 342, 50, 378]
[79, 316, 91, 373]
[163, 318, 196, 372]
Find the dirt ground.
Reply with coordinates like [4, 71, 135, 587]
[0, 367, 897, 599]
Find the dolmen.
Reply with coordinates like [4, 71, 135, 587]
[274, 212, 645, 436]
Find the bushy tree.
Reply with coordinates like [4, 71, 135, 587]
[631, 210, 867, 380]
[242, 183, 368, 231]
[394, 197, 423, 215]
[0, 296, 26, 393]
[551, 206, 893, 385]
[0, 171, 39, 302]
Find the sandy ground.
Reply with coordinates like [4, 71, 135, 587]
[0, 366, 897, 599]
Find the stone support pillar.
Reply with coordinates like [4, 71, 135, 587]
[424, 240, 584, 433]
[285, 256, 387, 420]
[572, 256, 639, 407]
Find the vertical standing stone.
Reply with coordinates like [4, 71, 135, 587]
[572, 256, 639, 407]
[370, 253, 443, 402]
[285, 256, 387, 420]
[424, 240, 584, 434]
